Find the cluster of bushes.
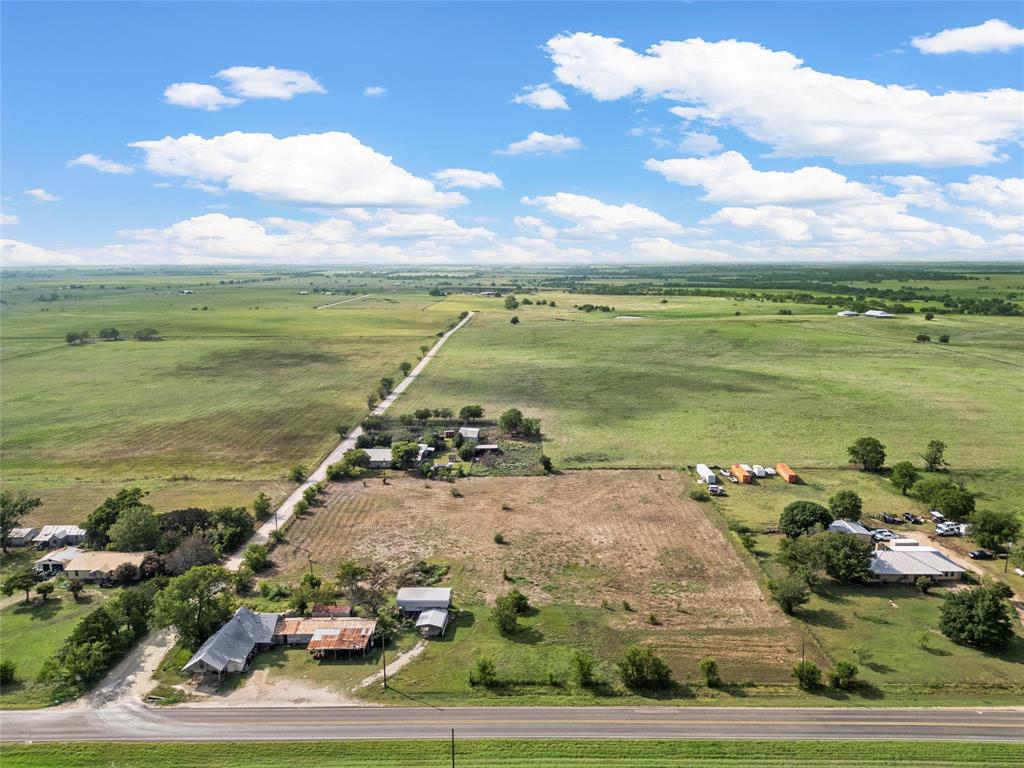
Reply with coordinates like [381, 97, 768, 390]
[574, 303, 615, 313]
[39, 581, 161, 699]
[83, 487, 256, 569]
[327, 449, 371, 480]
[491, 588, 531, 636]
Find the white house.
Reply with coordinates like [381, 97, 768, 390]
[397, 587, 452, 615]
[34, 546, 83, 576]
[827, 519, 872, 543]
[869, 548, 964, 583]
[863, 309, 894, 318]
[64, 551, 148, 582]
[695, 464, 717, 484]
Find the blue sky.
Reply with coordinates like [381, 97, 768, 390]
[1, 1, 1022, 265]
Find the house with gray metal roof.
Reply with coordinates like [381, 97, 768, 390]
[364, 448, 393, 468]
[397, 587, 452, 614]
[32, 525, 86, 548]
[869, 549, 964, 583]
[828, 519, 872, 542]
[182, 607, 280, 677]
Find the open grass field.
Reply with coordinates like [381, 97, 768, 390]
[3, 739, 1022, 768]
[0, 588, 114, 709]
[0, 271, 464, 516]
[398, 293, 1024, 507]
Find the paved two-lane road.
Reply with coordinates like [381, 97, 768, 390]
[2, 705, 1021, 743]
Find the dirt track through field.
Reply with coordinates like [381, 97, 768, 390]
[271, 470, 785, 631]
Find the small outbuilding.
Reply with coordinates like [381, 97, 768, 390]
[836, 310, 859, 317]
[458, 427, 480, 441]
[32, 525, 86, 548]
[7, 527, 39, 547]
[474, 444, 500, 454]
[415, 608, 449, 637]
[695, 464, 717, 484]
[730, 464, 752, 484]
[828, 519, 872, 543]
[776, 463, 799, 483]
[863, 309, 894, 318]
[397, 587, 452, 615]
[364, 448, 393, 469]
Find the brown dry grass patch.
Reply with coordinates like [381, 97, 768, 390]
[270, 470, 784, 631]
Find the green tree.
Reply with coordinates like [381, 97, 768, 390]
[932, 486, 975, 522]
[915, 333, 931, 343]
[67, 580, 85, 600]
[828, 490, 862, 520]
[399, 361, 412, 376]
[151, 565, 235, 650]
[792, 660, 821, 690]
[335, 560, 368, 605]
[498, 408, 524, 435]
[134, 328, 160, 341]
[84, 487, 151, 548]
[252, 492, 272, 518]
[377, 377, 395, 399]
[617, 645, 674, 690]
[208, 507, 255, 553]
[571, 650, 597, 687]
[922, 440, 948, 471]
[289, 465, 308, 483]
[509, 315, 520, 325]
[413, 408, 433, 422]
[99, 327, 120, 341]
[106, 506, 161, 551]
[1, 567, 41, 604]
[699, 657, 721, 688]
[36, 582, 55, 601]
[540, 455, 553, 474]
[818, 532, 873, 583]
[504, 295, 519, 310]
[909, 475, 956, 506]
[828, 661, 858, 690]
[939, 334, 950, 343]
[969, 509, 1022, 553]
[0, 491, 42, 553]
[491, 594, 521, 636]
[890, 461, 920, 495]
[390, 441, 420, 470]
[779, 501, 832, 539]
[939, 585, 1015, 651]
[243, 543, 271, 572]
[0, 660, 16, 687]
[471, 656, 497, 687]
[459, 404, 484, 422]
[768, 574, 810, 615]
[847, 437, 886, 472]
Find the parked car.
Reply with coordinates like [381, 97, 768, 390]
[929, 510, 945, 523]
[764, 467, 777, 477]
[936, 522, 960, 537]
[881, 513, 901, 525]
[707, 485, 727, 497]
[902, 513, 923, 524]
[969, 550, 993, 560]
[871, 529, 895, 541]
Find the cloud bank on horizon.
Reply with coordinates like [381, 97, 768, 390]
[1, 4, 1022, 266]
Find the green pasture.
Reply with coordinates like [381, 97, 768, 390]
[1, 273, 462, 514]
[4, 739, 1022, 768]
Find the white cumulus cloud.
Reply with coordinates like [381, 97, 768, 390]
[363, 85, 387, 97]
[432, 168, 503, 190]
[646, 151, 877, 205]
[546, 32, 1023, 165]
[129, 131, 465, 208]
[25, 188, 60, 203]
[912, 19, 1024, 54]
[512, 83, 570, 110]
[216, 66, 326, 99]
[495, 131, 583, 155]
[68, 153, 134, 174]
[523, 192, 683, 238]
[163, 82, 242, 111]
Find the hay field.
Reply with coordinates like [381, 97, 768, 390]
[0, 272, 460, 512]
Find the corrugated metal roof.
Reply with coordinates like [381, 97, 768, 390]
[183, 607, 280, 674]
[416, 608, 448, 629]
[397, 587, 452, 604]
[306, 620, 377, 651]
[870, 550, 965, 577]
[829, 520, 870, 536]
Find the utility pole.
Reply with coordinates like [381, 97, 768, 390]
[307, 554, 315, 580]
[381, 634, 388, 689]
[451, 728, 455, 768]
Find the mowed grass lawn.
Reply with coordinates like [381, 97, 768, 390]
[400, 295, 1023, 502]
[3, 740, 1021, 768]
[1, 274, 462, 515]
[0, 588, 113, 709]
